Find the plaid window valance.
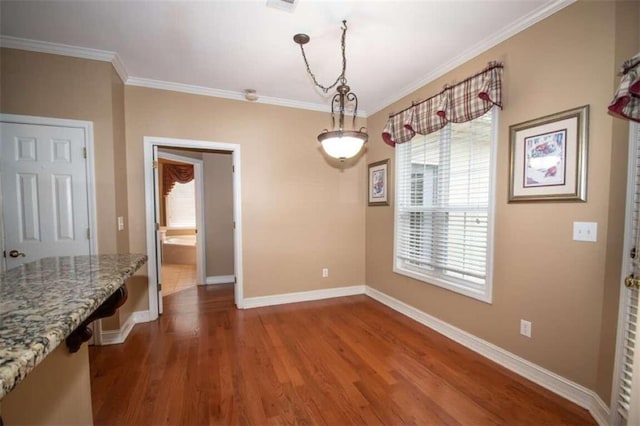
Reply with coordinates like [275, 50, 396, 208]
[608, 53, 640, 123]
[382, 62, 504, 147]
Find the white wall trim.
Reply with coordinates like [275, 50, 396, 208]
[126, 77, 369, 116]
[98, 310, 152, 345]
[368, 0, 576, 114]
[0, 36, 358, 117]
[99, 313, 136, 345]
[133, 310, 152, 324]
[241, 285, 365, 309]
[364, 286, 609, 425]
[205, 275, 235, 285]
[0, 35, 129, 83]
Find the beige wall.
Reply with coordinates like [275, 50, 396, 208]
[204, 152, 234, 278]
[0, 344, 93, 425]
[1, 48, 127, 255]
[124, 86, 366, 313]
[0, 48, 131, 330]
[365, 1, 638, 402]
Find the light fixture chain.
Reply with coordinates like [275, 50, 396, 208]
[298, 20, 348, 94]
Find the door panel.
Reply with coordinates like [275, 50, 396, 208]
[1, 122, 90, 269]
[615, 122, 640, 426]
[153, 145, 164, 314]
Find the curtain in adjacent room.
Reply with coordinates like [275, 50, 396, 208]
[382, 61, 503, 147]
[163, 163, 194, 196]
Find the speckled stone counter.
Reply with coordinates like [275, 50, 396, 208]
[0, 254, 147, 399]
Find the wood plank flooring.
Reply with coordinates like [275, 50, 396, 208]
[89, 285, 595, 425]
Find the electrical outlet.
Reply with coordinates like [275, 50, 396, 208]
[117, 216, 125, 231]
[573, 221, 597, 242]
[322, 268, 329, 278]
[520, 319, 532, 338]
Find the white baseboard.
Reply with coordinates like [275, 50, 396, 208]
[100, 313, 136, 345]
[364, 286, 610, 426]
[205, 275, 235, 285]
[99, 309, 152, 345]
[241, 285, 366, 309]
[133, 309, 152, 323]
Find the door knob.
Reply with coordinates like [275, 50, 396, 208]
[8, 250, 26, 258]
[624, 274, 640, 289]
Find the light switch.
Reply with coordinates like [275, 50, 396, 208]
[117, 216, 125, 231]
[573, 221, 597, 242]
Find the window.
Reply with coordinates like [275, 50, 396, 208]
[166, 180, 196, 228]
[394, 108, 497, 302]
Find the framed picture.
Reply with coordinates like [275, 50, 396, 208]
[509, 105, 589, 202]
[368, 159, 389, 206]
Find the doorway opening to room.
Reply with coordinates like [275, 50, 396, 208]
[144, 137, 243, 320]
[157, 150, 203, 298]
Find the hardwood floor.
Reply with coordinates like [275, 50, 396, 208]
[90, 285, 595, 425]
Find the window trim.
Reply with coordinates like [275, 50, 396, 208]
[392, 107, 498, 303]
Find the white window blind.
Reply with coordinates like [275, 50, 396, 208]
[394, 108, 496, 302]
[166, 180, 196, 228]
[618, 122, 640, 422]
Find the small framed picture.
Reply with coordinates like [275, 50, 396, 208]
[509, 105, 589, 202]
[368, 159, 389, 206]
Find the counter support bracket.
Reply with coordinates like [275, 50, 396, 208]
[65, 285, 128, 353]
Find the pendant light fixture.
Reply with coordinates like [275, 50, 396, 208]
[293, 20, 368, 161]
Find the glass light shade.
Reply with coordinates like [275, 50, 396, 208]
[318, 130, 367, 160]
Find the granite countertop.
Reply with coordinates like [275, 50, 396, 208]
[0, 254, 147, 399]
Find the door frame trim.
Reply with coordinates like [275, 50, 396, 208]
[157, 150, 206, 285]
[143, 136, 244, 320]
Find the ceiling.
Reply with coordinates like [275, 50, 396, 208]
[0, 0, 572, 116]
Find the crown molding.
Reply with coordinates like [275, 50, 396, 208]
[368, 0, 576, 115]
[0, 35, 368, 116]
[126, 77, 367, 117]
[110, 53, 129, 83]
[0, 35, 129, 82]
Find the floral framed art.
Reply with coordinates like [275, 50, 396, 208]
[368, 159, 389, 206]
[509, 105, 589, 202]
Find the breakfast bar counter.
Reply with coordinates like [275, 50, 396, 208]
[0, 254, 147, 400]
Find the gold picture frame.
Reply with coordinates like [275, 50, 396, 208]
[368, 159, 389, 206]
[508, 105, 589, 202]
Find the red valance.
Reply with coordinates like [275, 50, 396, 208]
[608, 53, 640, 123]
[382, 61, 504, 147]
[163, 163, 194, 197]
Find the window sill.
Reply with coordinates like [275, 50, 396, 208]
[393, 265, 492, 304]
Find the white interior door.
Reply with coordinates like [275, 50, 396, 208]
[615, 122, 640, 426]
[153, 145, 164, 314]
[0, 122, 91, 269]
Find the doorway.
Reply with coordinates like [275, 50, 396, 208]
[157, 150, 205, 297]
[0, 114, 98, 270]
[143, 136, 244, 320]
